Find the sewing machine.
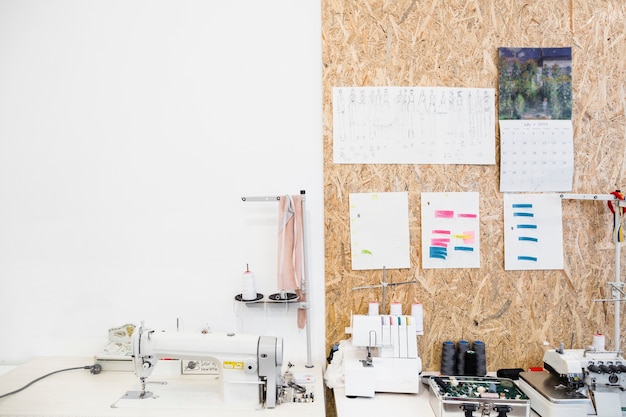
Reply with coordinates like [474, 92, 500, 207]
[519, 346, 626, 417]
[542, 347, 587, 391]
[343, 314, 422, 397]
[131, 324, 284, 408]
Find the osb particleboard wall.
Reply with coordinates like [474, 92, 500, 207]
[322, 0, 626, 372]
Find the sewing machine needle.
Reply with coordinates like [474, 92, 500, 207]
[140, 378, 146, 398]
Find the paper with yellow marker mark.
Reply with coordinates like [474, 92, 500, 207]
[452, 234, 472, 240]
[349, 192, 410, 270]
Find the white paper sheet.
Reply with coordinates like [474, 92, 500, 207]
[499, 119, 574, 192]
[333, 86, 495, 165]
[503, 193, 564, 270]
[349, 192, 411, 270]
[421, 192, 480, 269]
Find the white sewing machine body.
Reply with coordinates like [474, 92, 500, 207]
[520, 348, 626, 417]
[132, 325, 284, 408]
[343, 314, 422, 398]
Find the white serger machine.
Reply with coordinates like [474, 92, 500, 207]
[520, 345, 626, 417]
[132, 324, 284, 408]
[343, 313, 422, 397]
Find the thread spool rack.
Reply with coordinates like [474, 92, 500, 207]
[235, 292, 299, 305]
[239, 190, 314, 368]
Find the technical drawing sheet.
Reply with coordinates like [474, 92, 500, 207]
[333, 86, 495, 164]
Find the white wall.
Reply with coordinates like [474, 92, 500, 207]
[0, 0, 324, 366]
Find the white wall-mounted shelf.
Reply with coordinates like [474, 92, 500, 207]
[234, 292, 300, 307]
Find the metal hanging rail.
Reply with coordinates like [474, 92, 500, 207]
[241, 190, 314, 368]
[241, 196, 282, 202]
[558, 192, 626, 353]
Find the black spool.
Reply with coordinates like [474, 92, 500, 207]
[473, 340, 487, 376]
[465, 350, 478, 376]
[456, 340, 469, 375]
[441, 341, 456, 375]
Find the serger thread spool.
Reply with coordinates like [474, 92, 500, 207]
[411, 303, 424, 333]
[456, 340, 469, 375]
[441, 341, 456, 375]
[465, 350, 478, 376]
[473, 340, 487, 376]
[593, 333, 606, 351]
[368, 301, 379, 316]
[241, 267, 257, 301]
[390, 301, 402, 316]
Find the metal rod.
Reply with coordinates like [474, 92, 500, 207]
[381, 267, 387, 315]
[299, 191, 314, 368]
[558, 193, 616, 201]
[241, 195, 281, 202]
[560, 192, 623, 353]
[352, 284, 384, 290]
[614, 206, 622, 352]
[385, 280, 417, 287]
[352, 279, 416, 291]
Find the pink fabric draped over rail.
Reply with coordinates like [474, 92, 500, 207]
[277, 195, 306, 329]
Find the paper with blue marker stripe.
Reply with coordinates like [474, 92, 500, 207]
[503, 193, 564, 270]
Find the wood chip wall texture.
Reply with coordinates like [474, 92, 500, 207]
[321, 0, 626, 371]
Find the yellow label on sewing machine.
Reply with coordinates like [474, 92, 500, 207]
[222, 361, 244, 370]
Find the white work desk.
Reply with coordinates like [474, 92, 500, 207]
[333, 384, 435, 417]
[332, 374, 544, 417]
[0, 357, 325, 417]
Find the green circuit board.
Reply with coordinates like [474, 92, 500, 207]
[431, 376, 529, 401]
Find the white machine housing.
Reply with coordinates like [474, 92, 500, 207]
[343, 314, 422, 397]
[543, 349, 586, 390]
[132, 325, 284, 408]
[541, 348, 626, 416]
